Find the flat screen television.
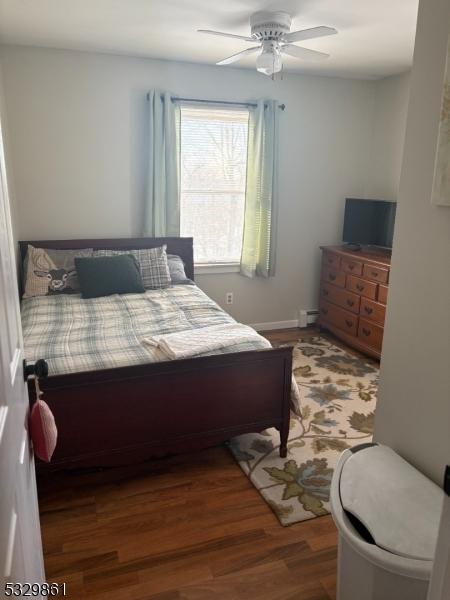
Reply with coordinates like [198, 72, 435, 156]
[343, 198, 396, 249]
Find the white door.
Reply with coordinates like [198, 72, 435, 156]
[0, 113, 45, 592]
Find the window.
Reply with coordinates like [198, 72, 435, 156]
[179, 104, 249, 265]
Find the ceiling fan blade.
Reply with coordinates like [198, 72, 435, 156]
[282, 26, 337, 43]
[281, 44, 329, 60]
[198, 29, 254, 42]
[216, 46, 261, 66]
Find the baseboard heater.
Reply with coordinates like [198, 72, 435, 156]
[299, 309, 319, 328]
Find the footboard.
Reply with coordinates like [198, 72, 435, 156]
[30, 346, 292, 471]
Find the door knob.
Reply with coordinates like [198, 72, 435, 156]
[23, 358, 48, 381]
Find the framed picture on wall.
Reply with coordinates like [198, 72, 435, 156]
[431, 33, 450, 206]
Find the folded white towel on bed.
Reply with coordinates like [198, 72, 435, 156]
[142, 323, 270, 360]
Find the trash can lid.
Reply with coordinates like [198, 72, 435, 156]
[339, 445, 443, 561]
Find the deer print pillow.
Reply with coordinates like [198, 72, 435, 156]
[23, 245, 93, 298]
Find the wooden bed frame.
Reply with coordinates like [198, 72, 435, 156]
[20, 237, 292, 472]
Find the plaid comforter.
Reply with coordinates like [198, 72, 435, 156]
[21, 285, 272, 377]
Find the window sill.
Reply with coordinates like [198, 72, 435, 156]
[194, 263, 240, 275]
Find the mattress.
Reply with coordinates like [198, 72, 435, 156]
[21, 284, 273, 377]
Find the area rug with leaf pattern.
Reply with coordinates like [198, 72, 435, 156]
[228, 336, 378, 526]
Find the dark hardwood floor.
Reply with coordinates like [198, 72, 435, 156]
[37, 328, 351, 600]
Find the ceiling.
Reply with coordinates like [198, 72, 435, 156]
[0, 0, 419, 79]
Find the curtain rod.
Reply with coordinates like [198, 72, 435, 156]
[146, 93, 285, 111]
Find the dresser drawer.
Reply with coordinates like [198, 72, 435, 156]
[321, 282, 360, 314]
[341, 257, 363, 276]
[322, 252, 341, 270]
[363, 263, 389, 284]
[346, 274, 377, 299]
[378, 284, 389, 304]
[322, 266, 346, 288]
[319, 300, 358, 336]
[358, 319, 383, 352]
[360, 298, 386, 325]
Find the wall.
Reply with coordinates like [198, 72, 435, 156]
[374, 0, 450, 485]
[0, 45, 377, 324]
[367, 72, 410, 201]
[0, 58, 21, 273]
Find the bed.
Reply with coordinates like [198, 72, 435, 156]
[20, 237, 292, 472]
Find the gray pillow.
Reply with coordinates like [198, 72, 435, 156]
[93, 246, 171, 289]
[168, 254, 192, 285]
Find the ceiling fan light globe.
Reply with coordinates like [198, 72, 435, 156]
[256, 48, 282, 76]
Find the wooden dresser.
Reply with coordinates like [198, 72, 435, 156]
[317, 246, 391, 360]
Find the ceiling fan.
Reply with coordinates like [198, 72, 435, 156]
[198, 11, 337, 77]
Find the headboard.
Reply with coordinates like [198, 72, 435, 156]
[19, 237, 194, 286]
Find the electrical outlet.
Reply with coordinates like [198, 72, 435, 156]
[226, 292, 233, 305]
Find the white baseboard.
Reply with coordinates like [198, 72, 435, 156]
[249, 320, 299, 332]
[250, 311, 318, 332]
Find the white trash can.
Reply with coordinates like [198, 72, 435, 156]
[330, 443, 443, 600]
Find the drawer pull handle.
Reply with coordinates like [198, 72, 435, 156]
[321, 307, 328, 315]
[356, 284, 365, 292]
[328, 273, 336, 281]
[323, 289, 329, 296]
[371, 271, 379, 277]
[345, 319, 353, 328]
[348, 264, 354, 270]
[346, 299, 354, 307]
[364, 306, 373, 314]
[362, 328, 371, 336]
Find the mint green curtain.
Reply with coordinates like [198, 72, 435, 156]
[143, 90, 180, 236]
[240, 99, 279, 278]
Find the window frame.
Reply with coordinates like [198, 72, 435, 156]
[194, 263, 240, 275]
[178, 102, 249, 270]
